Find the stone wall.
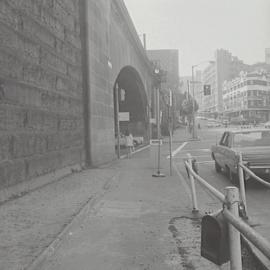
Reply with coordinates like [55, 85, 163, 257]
[0, 0, 84, 189]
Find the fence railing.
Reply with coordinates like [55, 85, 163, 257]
[237, 152, 270, 218]
[184, 154, 270, 270]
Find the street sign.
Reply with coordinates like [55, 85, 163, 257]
[150, 118, 156, 124]
[119, 112, 130, 121]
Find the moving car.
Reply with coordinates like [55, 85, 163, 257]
[211, 129, 270, 182]
[207, 120, 221, 128]
[230, 117, 248, 125]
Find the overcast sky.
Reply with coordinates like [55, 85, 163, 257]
[123, 0, 270, 76]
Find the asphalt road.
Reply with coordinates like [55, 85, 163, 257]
[174, 127, 270, 255]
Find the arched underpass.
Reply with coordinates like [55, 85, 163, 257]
[114, 66, 149, 152]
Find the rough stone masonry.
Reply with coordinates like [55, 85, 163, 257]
[0, 0, 84, 190]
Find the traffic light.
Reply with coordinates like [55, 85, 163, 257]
[203, 84, 211, 95]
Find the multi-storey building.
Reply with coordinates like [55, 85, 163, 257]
[202, 49, 250, 115]
[201, 62, 217, 114]
[223, 71, 270, 122]
[193, 70, 203, 111]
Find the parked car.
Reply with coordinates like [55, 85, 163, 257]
[264, 121, 270, 129]
[115, 133, 126, 148]
[133, 136, 144, 146]
[207, 120, 221, 128]
[230, 117, 248, 125]
[211, 129, 270, 183]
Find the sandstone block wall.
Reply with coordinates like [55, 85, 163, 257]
[0, 0, 84, 189]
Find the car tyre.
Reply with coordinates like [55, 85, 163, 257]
[215, 161, 222, 173]
[229, 169, 239, 185]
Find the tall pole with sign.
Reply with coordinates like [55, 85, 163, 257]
[152, 68, 165, 177]
[115, 83, 120, 158]
[169, 89, 173, 176]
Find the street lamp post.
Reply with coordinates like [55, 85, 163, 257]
[191, 65, 197, 139]
[152, 67, 165, 178]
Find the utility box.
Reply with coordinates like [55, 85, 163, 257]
[201, 210, 230, 265]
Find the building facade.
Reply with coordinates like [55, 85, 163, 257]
[223, 71, 270, 122]
[0, 0, 154, 196]
[202, 49, 250, 116]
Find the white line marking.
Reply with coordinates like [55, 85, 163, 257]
[179, 148, 210, 152]
[166, 142, 188, 159]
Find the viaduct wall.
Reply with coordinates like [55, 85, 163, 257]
[0, 0, 84, 189]
[85, 0, 153, 165]
[0, 0, 154, 193]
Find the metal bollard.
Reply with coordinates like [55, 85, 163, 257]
[187, 154, 198, 213]
[238, 153, 248, 219]
[225, 187, 242, 270]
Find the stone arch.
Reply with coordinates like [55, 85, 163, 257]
[113, 66, 149, 149]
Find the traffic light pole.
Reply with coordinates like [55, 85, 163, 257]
[152, 86, 165, 178]
[115, 84, 120, 159]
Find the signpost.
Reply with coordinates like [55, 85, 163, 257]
[119, 112, 130, 122]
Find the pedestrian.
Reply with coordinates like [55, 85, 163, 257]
[125, 130, 134, 158]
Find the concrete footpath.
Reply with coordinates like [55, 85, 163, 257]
[0, 128, 264, 270]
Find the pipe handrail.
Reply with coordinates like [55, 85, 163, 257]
[223, 208, 270, 260]
[185, 154, 270, 266]
[185, 161, 226, 203]
[239, 163, 270, 188]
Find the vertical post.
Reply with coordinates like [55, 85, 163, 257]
[156, 86, 162, 175]
[143, 33, 146, 50]
[152, 68, 165, 177]
[115, 84, 120, 159]
[187, 154, 198, 212]
[238, 152, 248, 218]
[169, 106, 172, 176]
[191, 65, 197, 139]
[168, 89, 173, 176]
[225, 187, 242, 270]
[157, 87, 160, 139]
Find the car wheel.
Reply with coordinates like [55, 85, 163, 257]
[229, 169, 239, 185]
[215, 161, 222, 173]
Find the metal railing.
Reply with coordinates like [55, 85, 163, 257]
[237, 152, 270, 218]
[238, 152, 270, 189]
[184, 154, 270, 270]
